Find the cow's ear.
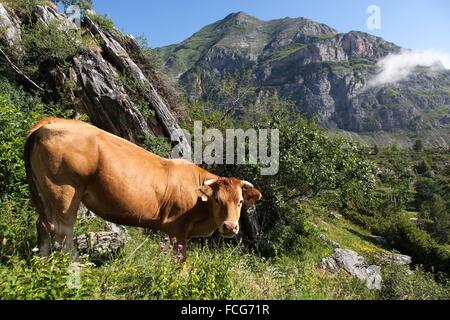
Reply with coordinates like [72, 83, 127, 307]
[196, 185, 214, 202]
[243, 187, 262, 208]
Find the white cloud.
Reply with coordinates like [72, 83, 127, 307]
[367, 49, 450, 87]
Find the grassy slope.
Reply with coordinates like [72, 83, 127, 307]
[85, 223, 379, 300]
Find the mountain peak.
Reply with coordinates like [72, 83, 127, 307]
[224, 11, 257, 22]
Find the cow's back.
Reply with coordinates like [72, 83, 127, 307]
[31, 119, 101, 179]
[28, 118, 212, 231]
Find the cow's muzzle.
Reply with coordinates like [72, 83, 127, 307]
[219, 221, 239, 238]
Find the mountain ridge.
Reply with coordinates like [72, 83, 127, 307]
[156, 12, 450, 149]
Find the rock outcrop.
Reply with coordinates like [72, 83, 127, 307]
[320, 248, 383, 290]
[0, 3, 190, 151]
[374, 252, 412, 266]
[0, 3, 21, 48]
[75, 231, 126, 261]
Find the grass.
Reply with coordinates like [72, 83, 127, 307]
[0, 208, 379, 300]
[82, 227, 379, 300]
[312, 214, 391, 257]
[265, 43, 307, 62]
[1, 196, 449, 300]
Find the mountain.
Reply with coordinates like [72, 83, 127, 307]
[156, 12, 450, 148]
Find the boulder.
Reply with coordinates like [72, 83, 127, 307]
[75, 231, 126, 261]
[71, 51, 155, 142]
[320, 248, 383, 290]
[319, 256, 340, 274]
[84, 15, 191, 157]
[366, 265, 382, 290]
[333, 248, 368, 280]
[374, 252, 412, 266]
[0, 3, 21, 48]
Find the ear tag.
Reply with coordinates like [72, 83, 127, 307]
[201, 195, 208, 202]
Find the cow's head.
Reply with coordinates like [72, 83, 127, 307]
[196, 177, 262, 238]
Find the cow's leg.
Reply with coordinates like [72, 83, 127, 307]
[36, 218, 51, 257]
[44, 183, 83, 260]
[33, 177, 55, 257]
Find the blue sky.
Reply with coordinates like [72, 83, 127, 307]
[92, 0, 450, 51]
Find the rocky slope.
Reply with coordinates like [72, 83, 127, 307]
[156, 12, 450, 148]
[0, 2, 190, 153]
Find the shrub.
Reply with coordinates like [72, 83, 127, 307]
[346, 211, 450, 276]
[0, 198, 36, 260]
[0, 94, 41, 199]
[0, 253, 96, 299]
[87, 12, 115, 33]
[0, 93, 71, 199]
[381, 264, 449, 300]
[2, 0, 46, 17]
[138, 133, 173, 158]
[22, 19, 85, 73]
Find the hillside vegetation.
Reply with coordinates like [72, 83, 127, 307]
[0, 1, 449, 300]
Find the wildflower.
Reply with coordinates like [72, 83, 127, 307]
[159, 244, 166, 250]
[177, 243, 184, 250]
[176, 253, 184, 260]
[162, 251, 168, 255]
[164, 236, 170, 242]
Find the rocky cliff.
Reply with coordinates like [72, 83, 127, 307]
[157, 12, 450, 148]
[0, 2, 190, 153]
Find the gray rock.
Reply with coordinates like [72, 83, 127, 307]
[375, 252, 412, 266]
[366, 265, 382, 290]
[321, 248, 384, 290]
[71, 51, 155, 142]
[84, 16, 191, 157]
[75, 231, 126, 259]
[333, 248, 368, 281]
[0, 3, 21, 48]
[319, 256, 340, 274]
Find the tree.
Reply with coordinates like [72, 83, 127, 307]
[424, 195, 450, 244]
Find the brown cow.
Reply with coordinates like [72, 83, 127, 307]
[24, 117, 262, 260]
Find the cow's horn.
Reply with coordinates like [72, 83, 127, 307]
[242, 181, 254, 188]
[204, 179, 217, 186]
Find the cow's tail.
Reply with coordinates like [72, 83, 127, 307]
[24, 117, 59, 212]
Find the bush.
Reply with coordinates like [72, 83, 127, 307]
[0, 198, 36, 260]
[2, 0, 46, 17]
[0, 93, 71, 199]
[138, 133, 173, 158]
[346, 211, 450, 276]
[0, 253, 96, 299]
[0, 94, 42, 199]
[87, 12, 115, 33]
[22, 19, 85, 73]
[381, 264, 449, 300]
